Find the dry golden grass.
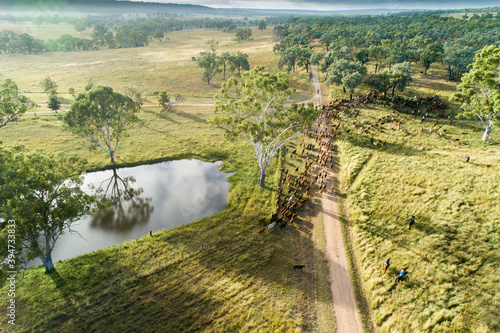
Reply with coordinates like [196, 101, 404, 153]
[0, 28, 283, 104]
[336, 102, 500, 332]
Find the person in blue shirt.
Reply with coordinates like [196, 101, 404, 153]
[395, 269, 406, 283]
[383, 258, 390, 273]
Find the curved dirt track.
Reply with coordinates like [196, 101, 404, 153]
[311, 65, 364, 333]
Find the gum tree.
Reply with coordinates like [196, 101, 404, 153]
[0, 79, 36, 129]
[64, 85, 139, 163]
[40, 76, 61, 113]
[452, 45, 500, 141]
[212, 66, 318, 187]
[0, 145, 96, 273]
[197, 39, 221, 84]
[325, 59, 367, 94]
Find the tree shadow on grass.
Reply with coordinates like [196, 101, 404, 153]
[48, 270, 66, 289]
[172, 109, 207, 124]
[345, 133, 424, 157]
[142, 109, 180, 125]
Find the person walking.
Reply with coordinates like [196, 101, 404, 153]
[383, 258, 390, 273]
[395, 269, 406, 283]
[409, 216, 415, 230]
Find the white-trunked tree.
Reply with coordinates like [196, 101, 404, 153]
[452, 45, 500, 142]
[63, 85, 139, 164]
[0, 145, 96, 273]
[211, 66, 318, 187]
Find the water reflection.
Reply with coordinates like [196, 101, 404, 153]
[28, 160, 231, 267]
[90, 168, 154, 232]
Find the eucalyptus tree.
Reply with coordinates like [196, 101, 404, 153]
[0, 145, 96, 273]
[355, 48, 370, 66]
[364, 62, 412, 98]
[443, 41, 475, 81]
[40, 76, 61, 113]
[297, 46, 313, 73]
[278, 46, 300, 74]
[228, 52, 250, 76]
[63, 85, 139, 164]
[452, 45, 500, 141]
[342, 72, 364, 100]
[0, 79, 35, 129]
[321, 45, 352, 72]
[235, 28, 252, 41]
[325, 59, 367, 94]
[258, 20, 267, 31]
[364, 71, 392, 98]
[219, 51, 231, 79]
[389, 62, 413, 97]
[211, 66, 318, 187]
[368, 45, 385, 73]
[47, 94, 61, 113]
[40, 76, 58, 96]
[197, 39, 221, 84]
[419, 42, 444, 75]
[310, 51, 324, 67]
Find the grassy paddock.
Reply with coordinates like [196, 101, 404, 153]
[0, 102, 330, 332]
[0, 25, 313, 105]
[335, 102, 499, 332]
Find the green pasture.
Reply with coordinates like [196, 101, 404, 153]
[0, 26, 311, 104]
[0, 103, 334, 332]
[1, 19, 500, 333]
[336, 102, 499, 332]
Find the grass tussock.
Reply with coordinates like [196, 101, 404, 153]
[336, 102, 500, 332]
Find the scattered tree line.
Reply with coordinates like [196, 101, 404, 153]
[272, 13, 499, 81]
[197, 40, 250, 84]
[0, 14, 271, 55]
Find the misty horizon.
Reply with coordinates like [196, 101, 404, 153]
[126, 0, 500, 11]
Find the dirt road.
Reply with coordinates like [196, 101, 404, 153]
[310, 65, 364, 333]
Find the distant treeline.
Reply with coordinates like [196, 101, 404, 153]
[270, 12, 500, 81]
[0, 0, 218, 15]
[396, 6, 500, 16]
[0, 15, 270, 54]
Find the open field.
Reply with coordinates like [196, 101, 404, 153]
[0, 25, 312, 104]
[0, 103, 336, 332]
[2, 19, 500, 333]
[335, 101, 500, 332]
[0, 21, 92, 40]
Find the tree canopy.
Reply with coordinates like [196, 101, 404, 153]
[452, 45, 500, 141]
[63, 85, 139, 163]
[0, 145, 96, 272]
[365, 63, 413, 98]
[228, 52, 250, 76]
[258, 20, 267, 31]
[197, 40, 221, 84]
[235, 28, 252, 41]
[0, 79, 36, 129]
[211, 66, 318, 187]
[419, 42, 444, 75]
[40, 76, 58, 96]
[325, 59, 367, 95]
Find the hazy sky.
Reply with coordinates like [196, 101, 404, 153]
[143, 0, 500, 10]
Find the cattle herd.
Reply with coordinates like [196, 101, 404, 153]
[258, 90, 453, 237]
